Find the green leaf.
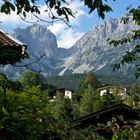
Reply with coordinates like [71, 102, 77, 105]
[0, 2, 15, 14]
[57, 9, 62, 16]
[49, 0, 56, 8]
[0, 116, 9, 123]
[8, 2, 15, 11]
[103, 4, 112, 12]
[2, 106, 9, 116]
[89, 3, 96, 14]
[65, 8, 74, 18]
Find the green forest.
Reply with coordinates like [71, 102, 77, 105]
[1, 71, 140, 140]
[46, 73, 140, 90]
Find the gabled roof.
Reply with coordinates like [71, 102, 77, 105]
[98, 84, 116, 90]
[73, 103, 140, 128]
[0, 29, 27, 47]
[0, 29, 28, 65]
[57, 88, 74, 92]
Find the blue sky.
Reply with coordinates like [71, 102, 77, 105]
[0, 0, 139, 48]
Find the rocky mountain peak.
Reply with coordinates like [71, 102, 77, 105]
[26, 24, 53, 39]
[12, 24, 58, 58]
[2, 17, 139, 79]
[58, 17, 138, 75]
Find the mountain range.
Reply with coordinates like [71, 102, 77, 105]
[1, 17, 139, 80]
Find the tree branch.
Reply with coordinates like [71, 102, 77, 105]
[13, 53, 45, 67]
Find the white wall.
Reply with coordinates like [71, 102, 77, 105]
[65, 90, 72, 99]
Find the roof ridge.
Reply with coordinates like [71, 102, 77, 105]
[0, 29, 26, 46]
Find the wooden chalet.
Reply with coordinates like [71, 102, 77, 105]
[73, 103, 140, 128]
[0, 29, 27, 65]
[73, 103, 140, 139]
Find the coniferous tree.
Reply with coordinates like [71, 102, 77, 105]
[79, 87, 99, 116]
[84, 71, 101, 89]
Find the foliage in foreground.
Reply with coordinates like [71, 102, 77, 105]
[0, 72, 140, 140]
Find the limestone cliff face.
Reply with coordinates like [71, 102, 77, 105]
[59, 18, 138, 76]
[1, 17, 138, 79]
[12, 24, 58, 58]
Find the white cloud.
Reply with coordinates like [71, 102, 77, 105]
[57, 28, 84, 48]
[0, 12, 23, 24]
[68, 0, 88, 24]
[48, 22, 85, 48]
[47, 0, 88, 48]
[48, 23, 66, 35]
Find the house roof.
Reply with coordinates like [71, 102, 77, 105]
[98, 84, 116, 90]
[73, 103, 140, 128]
[0, 29, 28, 65]
[0, 29, 27, 47]
[57, 88, 74, 92]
